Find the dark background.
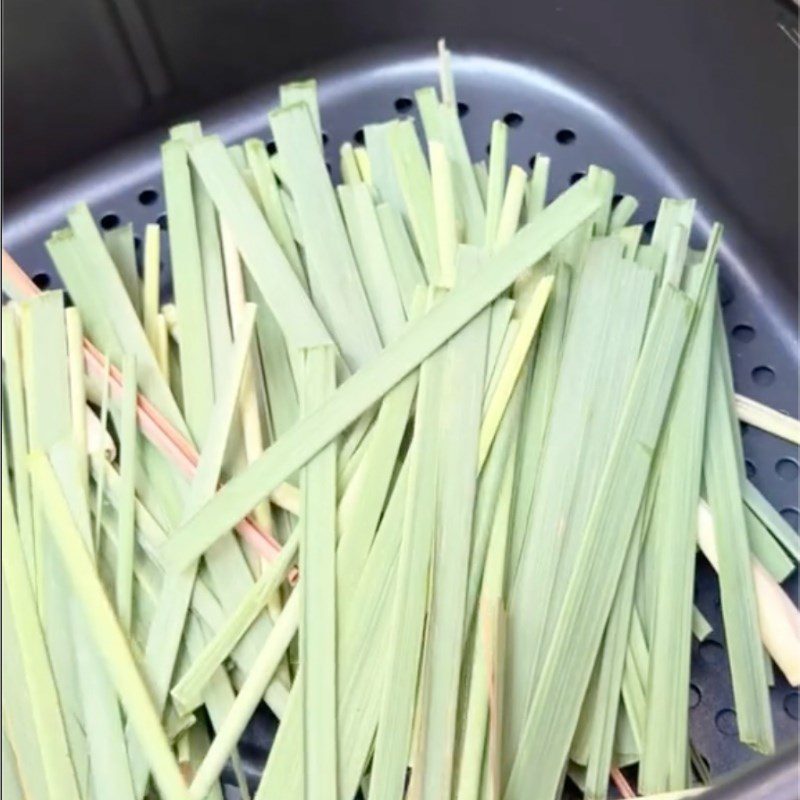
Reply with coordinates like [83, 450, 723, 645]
[3, 0, 799, 294]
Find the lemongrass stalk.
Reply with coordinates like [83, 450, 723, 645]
[2, 307, 36, 581]
[438, 37, 456, 107]
[280, 79, 321, 140]
[473, 161, 489, 203]
[116, 354, 138, 631]
[415, 86, 443, 144]
[190, 588, 300, 799]
[338, 182, 407, 342]
[364, 121, 405, 213]
[703, 319, 774, 752]
[269, 103, 381, 370]
[746, 507, 795, 582]
[505, 284, 694, 800]
[409, 271, 491, 800]
[495, 166, 527, 245]
[525, 155, 550, 222]
[93, 355, 112, 549]
[162, 138, 215, 441]
[103, 222, 141, 315]
[376, 202, 427, 314]
[698, 502, 800, 686]
[389, 118, 441, 281]
[188, 135, 330, 351]
[340, 142, 362, 184]
[430, 140, 458, 287]
[484, 121, 508, 246]
[162, 178, 601, 566]
[608, 195, 639, 232]
[484, 298, 516, 390]
[156, 313, 171, 379]
[1, 725, 25, 800]
[652, 198, 696, 254]
[354, 147, 372, 184]
[64, 308, 89, 495]
[735, 394, 800, 445]
[617, 224, 643, 258]
[299, 346, 338, 800]
[478, 275, 554, 466]
[142, 222, 161, 355]
[220, 219, 272, 530]
[693, 606, 713, 642]
[29, 452, 191, 800]
[171, 529, 299, 714]
[369, 337, 445, 800]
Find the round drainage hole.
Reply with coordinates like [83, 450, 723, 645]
[503, 112, 524, 128]
[394, 96, 413, 112]
[714, 708, 739, 737]
[731, 324, 756, 343]
[775, 458, 798, 481]
[100, 213, 120, 230]
[751, 366, 775, 386]
[555, 128, 576, 145]
[138, 189, 158, 206]
[32, 272, 51, 290]
[699, 639, 726, 665]
[745, 460, 757, 479]
[457, 101, 470, 118]
[689, 684, 702, 709]
[784, 691, 799, 720]
[780, 508, 799, 529]
[353, 128, 365, 145]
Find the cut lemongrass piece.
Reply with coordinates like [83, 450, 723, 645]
[103, 222, 141, 316]
[354, 146, 372, 184]
[430, 140, 458, 288]
[484, 121, 508, 247]
[609, 195, 639, 232]
[744, 479, 800, 561]
[142, 222, 161, 353]
[495, 166, 527, 246]
[735, 394, 800, 445]
[116, 354, 137, 632]
[29, 452, 191, 800]
[340, 142, 362, 185]
[280, 79, 321, 141]
[525, 155, 550, 222]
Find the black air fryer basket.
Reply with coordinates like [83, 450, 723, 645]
[3, 0, 798, 797]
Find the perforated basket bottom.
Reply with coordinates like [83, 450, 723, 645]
[5, 48, 798, 798]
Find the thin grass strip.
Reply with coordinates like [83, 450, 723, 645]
[340, 142, 362, 185]
[430, 140, 458, 288]
[103, 222, 142, 316]
[505, 284, 694, 800]
[376, 202, 427, 314]
[496, 166, 527, 245]
[525, 155, 551, 222]
[93, 355, 112, 549]
[1, 307, 36, 582]
[479, 276, 554, 466]
[116, 354, 138, 631]
[299, 346, 338, 800]
[142, 223, 161, 354]
[64, 308, 89, 495]
[734, 394, 800, 445]
[29, 452, 191, 800]
[370, 336, 444, 800]
[269, 103, 381, 370]
[162, 178, 601, 567]
[484, 121, 509, 246]
[187, 135, 330, 351]
[2, 442, 82, 800]
[609, 196, 639, 233]
[703, 318, 774, 753]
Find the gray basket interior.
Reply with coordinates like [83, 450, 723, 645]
[4, 49, 798, 797]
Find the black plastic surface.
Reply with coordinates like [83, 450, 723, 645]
[3, 45, 799, 800]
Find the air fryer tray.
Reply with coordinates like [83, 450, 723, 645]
[4, 48, 798, 799]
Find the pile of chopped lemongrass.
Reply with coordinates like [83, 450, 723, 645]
[2, 38, 799, 800]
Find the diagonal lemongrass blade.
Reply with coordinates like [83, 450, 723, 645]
[340, 142, 362, 185]
[162, 138, 215, 441]
[365, 121, 405, 213]
[116, 354, 138, 632]
[438, 38, 457, 107]
[479, 275, 554, 466]
[608, 195, 639, 233]
[429, 140, 458, 288]
[2, 306, 36, 583]
[746, 507, 795, 582]
[735, 394, 800, 445]
[338, 182, 407, 342]
[370, 325, 445, 800]
[525, 155, 551, 222]
[697, 502, 800, 686]
[269, 103, 381, 371]
[354, 146, 372, 183]
[161, 178, 602, 568]
[103, 222, 142, 315]
[376, 202, 427, 314]
[93, 354, 112, 549]
[299, 346, 338, 800]
[496, 166, 527, 245]
[187, 135, 331, 351]
[28, 452, 191, 800]
[484, 298, 516, 390]
[1, 442, 82, 800]
[142, 223, 161, 358]
[640, 259, 717, 793]
[280, 79, 322, 140]
[64, 308, 91, 493]
[389, 118, 441, 281]
[744, 479, 800, 561]
[505, 284, 694, 800]
[244, 138, 306, 286]
[484, 121, 508, 247]
[703, 320, 774, 753]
